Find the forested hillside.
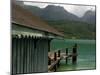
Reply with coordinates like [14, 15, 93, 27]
[18, 3, 96, 39]
[46, 20, 95, 39]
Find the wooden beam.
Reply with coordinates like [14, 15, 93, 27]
[72, 44, 77, 64]
[66, 48, 68, 64]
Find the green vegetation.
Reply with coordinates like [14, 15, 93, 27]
[45, 20, 96, 39]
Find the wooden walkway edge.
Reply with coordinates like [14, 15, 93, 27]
[48, 44, 78, 72]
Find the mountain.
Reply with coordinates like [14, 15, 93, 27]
[21, 5, 42, 17]
[81, 10, 96, 24]
[46, 20, 96, 39]
[40, 5, 80, 21]
[18, 4, 96, 39]
[23, 5, 96, 24]
[22, 5, 80, 21]
[21, 4, 96, 24]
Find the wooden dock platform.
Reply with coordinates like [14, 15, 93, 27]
[48, 44, 78, 72]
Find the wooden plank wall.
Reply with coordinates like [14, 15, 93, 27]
[12, 35, 48, 75]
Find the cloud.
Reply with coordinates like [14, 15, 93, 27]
[24, 2, 48, 8]
[62, 5, 95, 17]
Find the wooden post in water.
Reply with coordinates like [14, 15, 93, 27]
[72, 44, 77, 64]
[54, 52, 57, 61]
[57, 50, 61, 67]
[66, 48, 68, 64]
[58, 50, 60, 57]
[54, 52, 57, 71]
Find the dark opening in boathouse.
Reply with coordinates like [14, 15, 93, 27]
[11, 1, 64, 75]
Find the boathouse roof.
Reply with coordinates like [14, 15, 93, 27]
[12, 2, 64, 37]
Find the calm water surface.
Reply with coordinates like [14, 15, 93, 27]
[50, 39, 96, 71]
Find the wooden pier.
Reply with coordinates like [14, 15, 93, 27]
[48, 44, 78, 72]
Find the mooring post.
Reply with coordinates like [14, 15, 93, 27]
[54, 52, 57, 71]
[57, 50, 61, 67]
[58, 50, 60, 57]
[72, 44, 77, 64]
[66, 48, 68, 64]
[54, 52, 57, 61]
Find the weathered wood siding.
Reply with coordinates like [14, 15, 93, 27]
[12, 35, 48, 74]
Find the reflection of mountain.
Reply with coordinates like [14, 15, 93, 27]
[22, 4, 96, 24]
[18, 4, 96, 39]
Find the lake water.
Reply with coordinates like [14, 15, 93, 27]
[50, 39, 96, 71]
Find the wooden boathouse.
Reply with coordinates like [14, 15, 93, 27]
[11, 2, 63, 75]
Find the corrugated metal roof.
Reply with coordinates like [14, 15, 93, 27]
[12, 2, 64, 37]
